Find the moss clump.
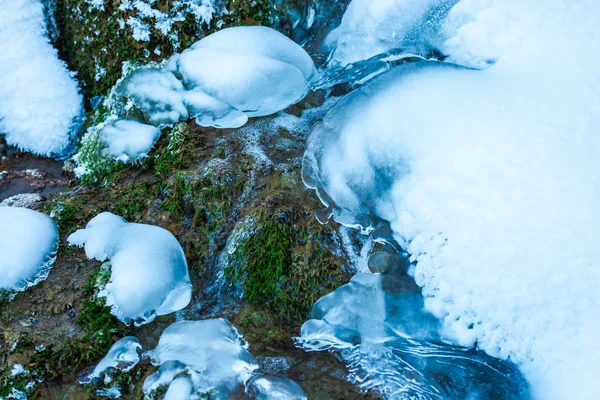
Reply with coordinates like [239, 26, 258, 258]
[226, 212, 350, 319]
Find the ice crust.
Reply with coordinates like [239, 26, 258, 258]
[0, 0, 83, 157]
[0, 207, 59, 291]
[302, 0, 600, 397]
[80, 336, 141, 383]
[68, 212, 192, 326]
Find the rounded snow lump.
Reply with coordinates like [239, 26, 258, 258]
[68, 212, 192, 326]
[0, 207, 58, 291]
[168, 26, 316, 119]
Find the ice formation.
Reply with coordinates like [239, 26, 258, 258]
[122, 26, 315, 129]
[0, 0, 83, 157]
[80, 336, 141, 383]
[0, 207, 59, 291]
[325, 0, 455, 67]
[299, 272, 529, 398]
[98, 119, 161, 162]
[68, 212, 192, 326]
[247, 376, 308, 400]
[145, 319, 258, 397]
[142, 319, 308, 399]
[302, 0, 600, 398]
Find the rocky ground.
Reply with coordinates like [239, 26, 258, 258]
[0, 91, 379, 398]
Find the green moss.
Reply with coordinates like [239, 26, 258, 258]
[111, 181, 159, 222]
[52, 197, 86, 235]
[226, 212, 349, 319]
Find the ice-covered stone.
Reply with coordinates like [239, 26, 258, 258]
[80, 337, 141, 383]
[247, 376, 307, 400]
[0, 207, 58, 291]
[68, 212, 192, 325]
[164, 377, 194, 400]
[167, 26, 316, 120]
[99, 119, 161, 162]
[146, 319, 258, 396]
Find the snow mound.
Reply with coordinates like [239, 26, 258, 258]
[0, 0, 83, 157]
[302, 0, 600, 397]
[0, 207, 58, 291]
[68, 212, 192, 326]
[80, 336, 141, 384]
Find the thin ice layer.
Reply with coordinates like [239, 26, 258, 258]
[303, 1, 600, 398]
[0, 0, 83, 157]
[0, 207, 58, 291]
[68, 212, 192, 326]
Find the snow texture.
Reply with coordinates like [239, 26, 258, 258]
[68, 212, 192, 326]
[0, 0, 83, 157]
[303, 0, 600, 398]
[0, 207, 58, 291]
[99, 119, 161, 162]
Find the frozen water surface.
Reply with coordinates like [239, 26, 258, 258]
[302, 0, 600, 398]
[68, 212, 192, 326]
[0, 207, 58, 292]
[80, 336, 141, 383]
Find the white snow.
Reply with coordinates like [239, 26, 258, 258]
[68, 212, 192, 326]
[99, 119, 161, 162]
[303, 0, 600, 398]
[80, 337, 141, 383]
[0, 207, 58, 291]
[0, 0, 83, 157]
[163, 377, 193, 400]
[145, 319, 258, 397]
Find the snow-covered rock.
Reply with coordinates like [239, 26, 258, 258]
[302, 1, 600, 398]
[68, 212, 192, 326]
[0, 207, 58, 291]
[0, 0, 83, 157]
[80, 336, 141, 384]
[169, 26, 315, 120]
[98, 119, 161, 162]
